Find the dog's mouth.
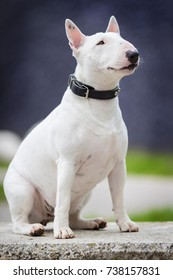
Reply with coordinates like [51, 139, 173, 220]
[108, 63, 138, 71]
[120, 63, 138, 71]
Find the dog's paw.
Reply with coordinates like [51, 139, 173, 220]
[70, 216, 107, 230]
[93, 218, 107, 229]
[54, 227, 75, 239]
[117, 220, 139, 232]
[29, 223, 44, 236]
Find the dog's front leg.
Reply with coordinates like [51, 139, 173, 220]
[54, 158, 76, 239]
[108, 160, 139, 232]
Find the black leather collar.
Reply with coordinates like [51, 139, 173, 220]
[68, 74, 120, 100]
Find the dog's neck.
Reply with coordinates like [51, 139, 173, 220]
[66, 65, 122, 126]
[75, 64, 120, 91]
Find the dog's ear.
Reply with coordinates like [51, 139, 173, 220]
[65, 19, 86, 51]
[106, 16, 120, 34]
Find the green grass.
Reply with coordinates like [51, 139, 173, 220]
[0, 160, 9, 169]
[0, 161, 9, 201]
[0, 183, 6, 201]
[126, 150, 173, 176]
[130, 208, 173, 222]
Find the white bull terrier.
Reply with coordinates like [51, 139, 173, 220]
[4, 16, 140, 239]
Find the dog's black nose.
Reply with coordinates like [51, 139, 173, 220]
[126, 50, 139, 64]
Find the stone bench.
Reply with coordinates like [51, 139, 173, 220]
[0, 222, 173, 260]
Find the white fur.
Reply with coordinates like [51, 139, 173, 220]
[4, 16, 139, 238]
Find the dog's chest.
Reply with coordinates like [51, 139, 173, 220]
[73, 128, 123, 190]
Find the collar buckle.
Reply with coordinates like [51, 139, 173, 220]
[68, 74, 75, 88]
[83, 85, 89, 98]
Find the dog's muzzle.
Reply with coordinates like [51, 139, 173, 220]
[126, 50, 139, 64]
[120, 50, 139, 71]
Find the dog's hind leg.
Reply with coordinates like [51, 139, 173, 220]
[69, 192, 107, 230]
[4, 168, 44, 236]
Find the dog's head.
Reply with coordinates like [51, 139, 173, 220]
[65, 16, 140, 87]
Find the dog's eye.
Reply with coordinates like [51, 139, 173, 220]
[96, 40, 105, 45]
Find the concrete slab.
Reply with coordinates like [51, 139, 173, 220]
[0, 222, 173, 260]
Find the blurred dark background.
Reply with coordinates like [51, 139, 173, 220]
[1, 0, 173, 151]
